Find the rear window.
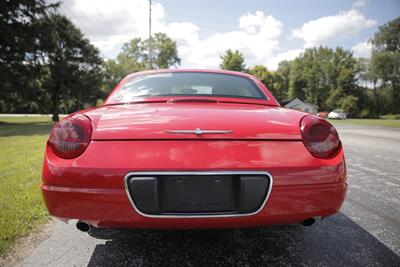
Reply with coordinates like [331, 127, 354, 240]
[112, 72, 266, 102]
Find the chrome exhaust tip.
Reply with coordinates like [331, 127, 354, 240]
[301, 218, 315, 227]
[76, 221, 91, 232]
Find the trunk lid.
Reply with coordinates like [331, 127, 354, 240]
[86, 102, 304, 140]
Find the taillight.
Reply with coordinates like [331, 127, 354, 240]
[300, 115, 340, 159]
[48, 114, 92, 159]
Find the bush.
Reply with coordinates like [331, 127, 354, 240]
[359, 109, 371, 118]
[380, 114, 400, 120]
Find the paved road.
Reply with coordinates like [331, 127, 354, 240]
[17, 124, 400, 266]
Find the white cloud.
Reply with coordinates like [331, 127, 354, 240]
[351, 41, 372, 58]
[239, 11, 282, 38]
[51, 0, 380, 70]
[292, 10, 376, 47]
[55, 0, 167, 56]
[353, 0, 366, 8]
[266, 49, 305, 70]
[54, 0, 285, 68]
[186, 11, 283, 68]
[163, 22, 200, 60]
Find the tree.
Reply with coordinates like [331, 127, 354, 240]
[101, 52, 145, 95]
[355, 58, 380, 117]
[120, 33, 180, 70]
[36, 14, 103, 121]
[0, 0, 56, 113]
[276, 60, 292, 94]
[288, 47, 361, 113]
[288, 58, 307, 101]
[249, 65, 272, 84]
[371, 17, 400, 53]
[249, 65, 287, 101]
[101, 33, 180, 94]
[145, 33, 181, 69]
[0, 1, 104, 118]
[101, 60, 121, 94]
[269, 72, 288, 102]
[219, 49, 246, 72]
[338, 95, 359, 117]
[370, 17, 400, 114]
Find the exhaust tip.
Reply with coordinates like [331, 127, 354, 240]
[302, 218, 315, 227]
[76, 221, 91, 232]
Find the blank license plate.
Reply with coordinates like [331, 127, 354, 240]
[162, 176, 234, 213]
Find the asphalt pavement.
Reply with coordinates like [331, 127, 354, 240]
[16, 124, 400, 266]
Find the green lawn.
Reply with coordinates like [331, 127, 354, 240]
[329, 119, 400, 128]
[0, 116, 54, 256]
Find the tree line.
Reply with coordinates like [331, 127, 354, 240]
[0, 1, 180, 121]
[220, 17, 400, 118]
[1, 1, 399, 120]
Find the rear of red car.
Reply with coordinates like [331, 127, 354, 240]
[41, 70, 347, 229]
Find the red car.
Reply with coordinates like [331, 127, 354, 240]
[41, 69, 347, 231]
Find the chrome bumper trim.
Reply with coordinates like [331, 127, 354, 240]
[124, 171, 273, 218]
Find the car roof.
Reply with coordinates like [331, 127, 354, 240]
[103, 68, 280, 107]
[123, 69, 258, 81]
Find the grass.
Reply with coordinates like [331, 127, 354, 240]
[0, 116, 54, 256]
[329, 119, 400, 128]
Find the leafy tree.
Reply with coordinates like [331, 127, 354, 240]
[370, 17, 400, 114]
[36, 14, 103, 121]
[219, 49, 246, 72]
[338, 95, 359, 117]
[276, 60, 292, 94]
[101, 53, 144, 96]
[145, 33, 181, 69]
[249, 65, 287, 101]
[288, 58, 307, 101]
[0, 0, 56, 113]
[288, 47, 361, 114]
[249, 65, 272, 85]
[0, 1, 104, 118]
[119, 33, 180, 70]
[269, 72, 288, 101]
[356, 58, 381, 116]
[101, 33, 180, 94]
[371, 17, 400, 53]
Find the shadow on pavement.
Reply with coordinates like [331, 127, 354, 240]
[87, 213, 400, 266]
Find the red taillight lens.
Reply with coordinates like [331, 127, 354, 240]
[48, 114, 92, 159]
[300, 115, 340, 159]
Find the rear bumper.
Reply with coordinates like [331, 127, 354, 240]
[124, 171, 272, 217]
[42, 140, 347, 229]
[42, 182, 347, 228]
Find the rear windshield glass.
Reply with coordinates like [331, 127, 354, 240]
[112, 72, 266, 101]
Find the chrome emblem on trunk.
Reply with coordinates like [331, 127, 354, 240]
[165, 128, 233, 135]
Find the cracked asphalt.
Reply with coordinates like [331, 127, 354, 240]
[17, 124, 400, 266]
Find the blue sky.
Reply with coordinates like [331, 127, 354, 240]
[56, 0, 400, 69]
[162, 0, 399, 49]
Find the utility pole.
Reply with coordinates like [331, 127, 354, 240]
[148, 0, 152, 69]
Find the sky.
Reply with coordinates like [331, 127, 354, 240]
[54, 0, 400, 70]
